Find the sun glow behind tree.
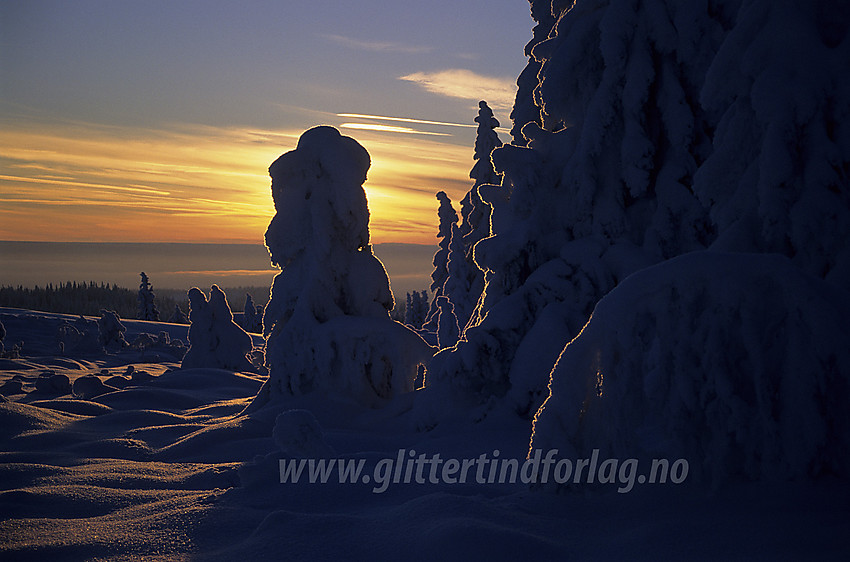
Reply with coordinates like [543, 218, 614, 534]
[0, 119, 478, 244]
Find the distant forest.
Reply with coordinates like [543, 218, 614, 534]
[0, 282, 270, 321]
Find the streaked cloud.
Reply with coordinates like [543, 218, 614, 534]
[340, 123, 450, 136]
[338, 113, 475, 129]
[322, 34, 433, 54]
[399, 69, 517, 110]
[0, 119, 475, 245]
[0, 174, 172, 196]
[167, 269, 277, 277]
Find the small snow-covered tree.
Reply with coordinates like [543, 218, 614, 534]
[182, 285, 254, 372]
[98, 309, 127, 351]
[169, 304, 188, 324]
[431, 191, 458, 297]
[405, 290, 430, 330]
[422, 191, 458, 331]
[418, 290, 429, 326]
[250, 126, 433, 410]
[243, 293, 263, 333]
[470, 100, 503, 187]
[435, 296, 459, 350]
[137, 272, 160, 321]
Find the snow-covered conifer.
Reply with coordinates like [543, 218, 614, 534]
[531, 252, 850, 485]
[137, 272, 160, 321]
[405, 290, 429, 330]
[422, 192, 458, 331]
[435, 296, 459, 350]
[470, 101, 503, 187]
[181, 285, 254, 372]
[243, 293, 263, 333]
[440, 101, 504, 333]
[426, 0, 850, 423]
[250, 126, 433, 409]
[97, 309, 127, 351]
[169, 304, 188, 324]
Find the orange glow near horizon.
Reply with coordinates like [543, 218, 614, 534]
[0, 121, 476, 246]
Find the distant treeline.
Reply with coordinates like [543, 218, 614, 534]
[0, 281, 182, 319]
[0, 282, 271, 320]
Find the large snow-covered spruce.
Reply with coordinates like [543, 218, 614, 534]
[182, 285, 254, 372]
[252, 126, 432, 409]
[425, 0, 850, 427]
[531, 252, 850, 484]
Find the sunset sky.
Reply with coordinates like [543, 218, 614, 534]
[0, 1, 532, 245]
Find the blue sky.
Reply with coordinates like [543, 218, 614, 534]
[1, 1, 533, 244]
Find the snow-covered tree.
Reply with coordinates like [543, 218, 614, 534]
[243, 293, 263, 333]
[97, 309, 127, 351]
[137, 272, 160, 321]
[181, 285, 254, 372]
[526, 0, 850, 485]
[424, 0, 850, 426]
[421, 191, 458, 331]
[250, 126, 433, 409]
[435, 296, 459, 350]
[470, 100, 503, 187]
[169, 304, 188, 324]
[440, 101, 504, 333]
[431, 191, 458, 296]
[531, 252, 850, 485]
[404, 290, 430, 330]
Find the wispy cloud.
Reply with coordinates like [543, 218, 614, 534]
[338, 113, 475, 129]
[0, 174, 172, 196]
[399, 69, 516, 110]
[0, 119, 474, 245]
[322, 34, 432, 54]
[340, 123, 450, 136]
[168, 269, 277, 277]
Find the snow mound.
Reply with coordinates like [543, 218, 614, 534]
[0, 402, 81, 440]
[273, 409, 333, 457]
[531, 251, 850, 485]
[35, 372, 72, 395]
[73, 374, 117, 400]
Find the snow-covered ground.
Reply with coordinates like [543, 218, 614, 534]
[0, 306, 847, 560]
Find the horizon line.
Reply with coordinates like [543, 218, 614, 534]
[0, 239, 439, 247]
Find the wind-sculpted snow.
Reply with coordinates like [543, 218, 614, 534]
[255, 126, 433, 409]
[531, 252, 850, 485]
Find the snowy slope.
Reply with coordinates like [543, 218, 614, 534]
[1, 308, 848, 559]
